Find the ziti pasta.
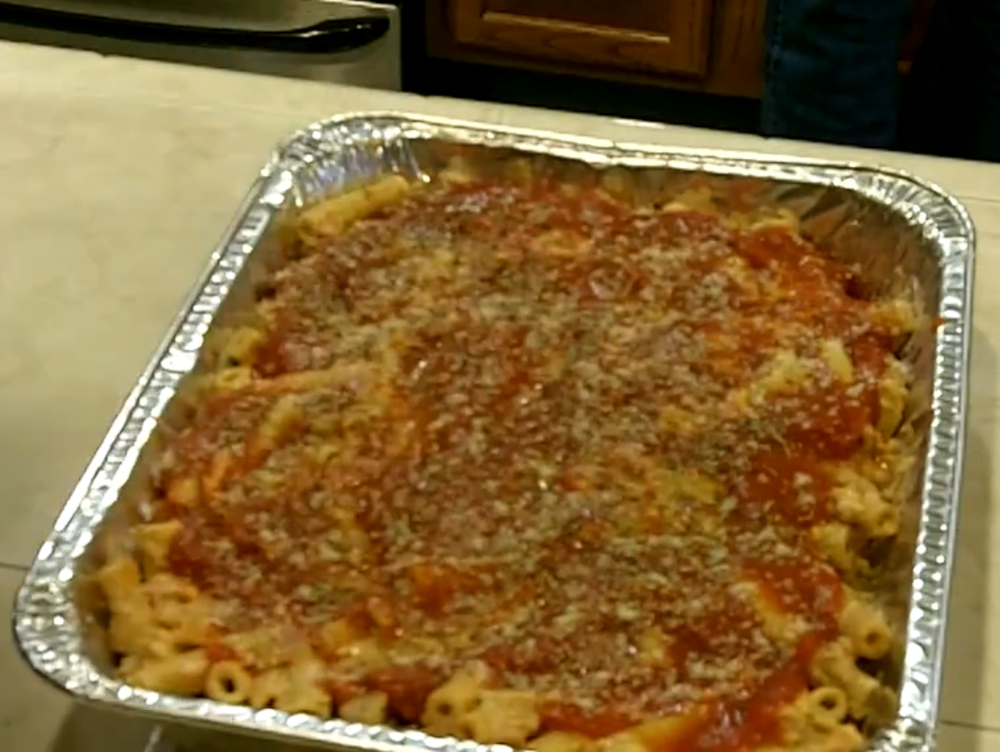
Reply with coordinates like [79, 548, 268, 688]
[99, 170, 916, 752]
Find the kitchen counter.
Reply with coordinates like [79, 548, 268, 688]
[0, 39, 997, 752]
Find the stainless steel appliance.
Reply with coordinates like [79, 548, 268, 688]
[0, 0, 401, 89]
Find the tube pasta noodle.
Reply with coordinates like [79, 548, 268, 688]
[218, 326, 266, 368]
[96, 555, 143, 608]
[821, 339, 854, 384]
[274, 659, 332, 717]
[132, 520, 182, 574]
[248, 668, 288, 710]
[533, 731, 596, 752]
[811, 523, 871, 580]
[465, 689, 541, 745]
[747, 207, 801, 233]
[340, 691, 390, 725]
[100, 172, 916, 751]
[838, 594, 892, 660]
[297, 176, 412, 246]
[776, 688, 865, 752]
[809, 640, 893, 721]
[203, 365, 254, 393]
[800, 687, 849, 731]
[165, 475, 201, 508]
[122, 648, 211, 695]
[877, 359, 909, 437]
[205, 660, 253, 704]
[421, 661, 493, 738]
[832, 468, 900, 539]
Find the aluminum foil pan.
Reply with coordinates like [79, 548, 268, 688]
[13, 113, 974, 752]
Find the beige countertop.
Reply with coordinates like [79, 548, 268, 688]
[0, 39, 997, 752]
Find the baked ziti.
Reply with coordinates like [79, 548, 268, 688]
[97, 166, 917, 752]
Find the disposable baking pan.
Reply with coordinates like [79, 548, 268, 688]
[13, 113, 974, 752]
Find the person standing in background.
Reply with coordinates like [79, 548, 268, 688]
[761, 0, 911, 149]
[763, 0, 1000, 162]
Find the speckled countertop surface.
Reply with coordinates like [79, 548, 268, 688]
[0, 39, 998, 752]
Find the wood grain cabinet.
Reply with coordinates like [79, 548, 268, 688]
[451, 0, 715, 78]
[426, 0, 770, 98]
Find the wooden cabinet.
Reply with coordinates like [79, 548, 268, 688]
[426, 0, 769, 98]
[424, 0, 936, 105]
[451, 0, 714, 77]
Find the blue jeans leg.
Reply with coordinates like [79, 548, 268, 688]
[761, 0, 912, 148]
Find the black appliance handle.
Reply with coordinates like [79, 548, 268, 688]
[0, 2, 390, 54]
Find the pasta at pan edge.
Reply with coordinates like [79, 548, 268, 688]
[98, 170, 915, 752]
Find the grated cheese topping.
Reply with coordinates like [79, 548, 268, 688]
[156, 177, 907, 745]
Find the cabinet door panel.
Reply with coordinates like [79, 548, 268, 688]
[451, 0, 714, 77]
[486, 1, 669, 35]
